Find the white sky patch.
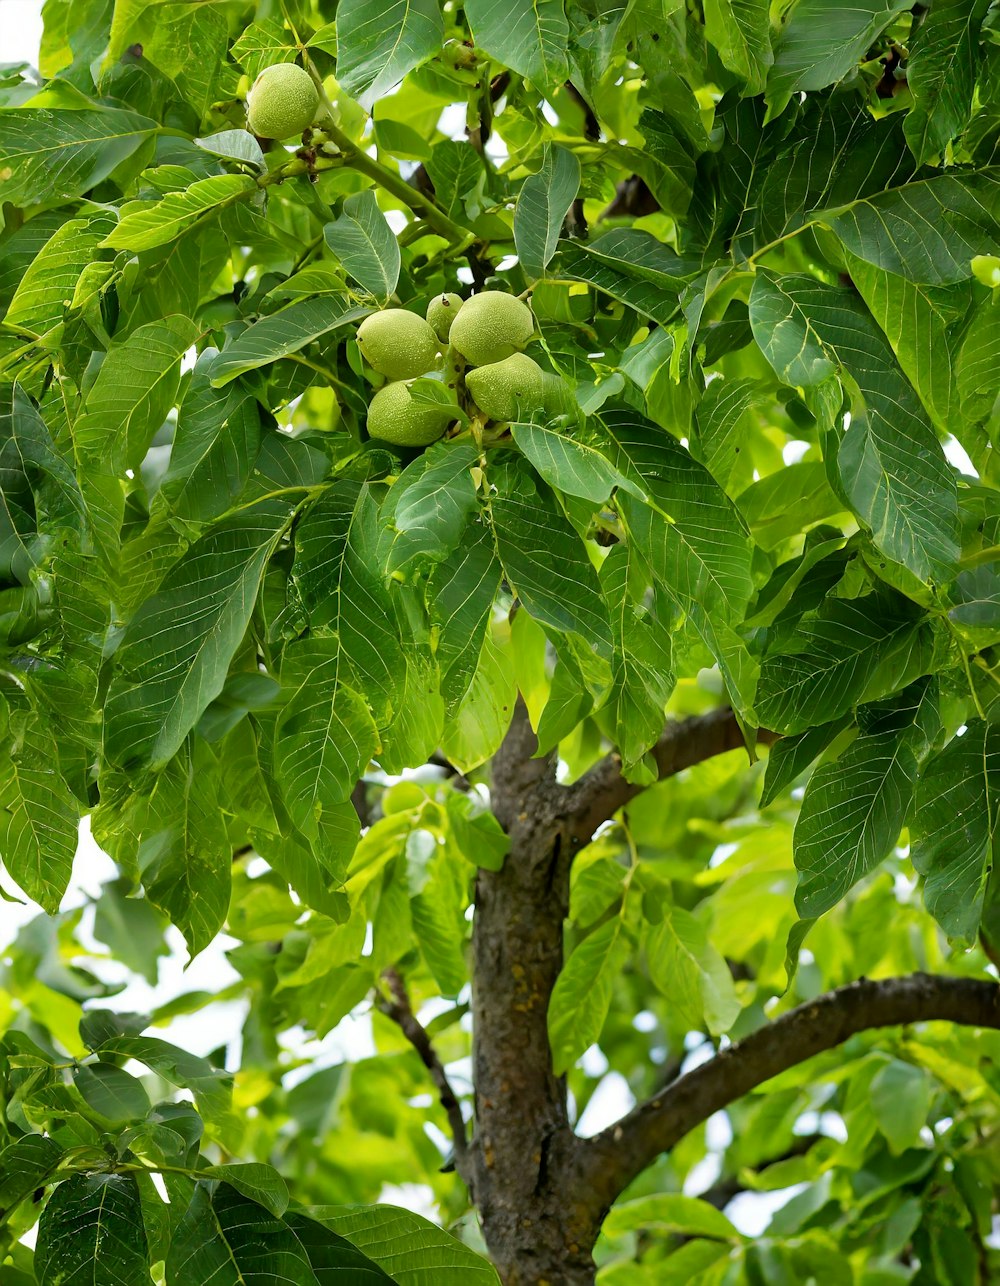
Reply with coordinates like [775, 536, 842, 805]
[727, 1185, 809, 1236]
[782, 438, 811, 465]
[485, 131, 509, 163]
[944, 433, 978, 476]
[2, 0, 43, 65]
[383, 208, 408, 234]
[575, 1072, 635, 1138]
[437, 103, 467, 138]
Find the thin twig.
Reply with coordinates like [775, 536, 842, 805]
[376, 968, 472, 1184]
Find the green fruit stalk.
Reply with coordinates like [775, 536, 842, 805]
[357, 309, 440, 381]
[246, 63, 320, 140]
[367, 381, 455, 447]
[449, 290, 535, 366]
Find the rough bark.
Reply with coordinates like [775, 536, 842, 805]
[471, 705, 1000, 1285]
[471, 701, 595, 1283]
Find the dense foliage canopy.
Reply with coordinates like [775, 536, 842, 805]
[3, 0, 1000, 1281]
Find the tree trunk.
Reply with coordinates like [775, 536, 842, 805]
[471, 702, 599, 1284]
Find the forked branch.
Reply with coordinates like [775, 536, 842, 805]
[566, 707, 772, 846]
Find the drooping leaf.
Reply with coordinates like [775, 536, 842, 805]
[36, 1173, 149, 1286]
[336, 0, 444, 111]
[103, 174, 257, 251]
[103, 499, 292, 772]
[514, 143, 581, 279]
[910, 720, 1000, 942]
[324, 191, 401, 299]
[0, 106, 158, 207]
[750, 272, 959, 582]
[308, 1204, 501, 1284]
[464, 0, 569, 89]
[903, 0, 991, 165]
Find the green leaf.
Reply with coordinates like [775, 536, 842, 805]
[231, 19, 298, 78]
[510, 420, 628, 504]
[103, 174, 257, 251]
[91, 880, 168, 984]
[703, 0, 772, 94]
[601, 410, 753, 619]
[209, 298, 370, 387]
[514, 143, 581, 279]
[291, 482, 407, 723]
[557, 231, 700, 325]
[336, 0, 443, 111]
[104, 498, 291, 772]
[308, 1204, 501, 1284]
[74, 1063, 151, 1123]
[204, 1164, 288, 1217]
[603, 1193, 741, 1240]
[760, 717, 852, 808]
[166, 1183, 316, 1285]
[0, 106, 158, 208]
[756, 591, 937, 734]
[429, 523, 502, 712]
[549, 915, 632, 1074]
[869, 1059, 932, 1153]
[827, 173, 1000, 286]
[74, 314, 201, 477]
[646, 903, 740, 1037]
[323, 191, 401, 299]
[159, 353, 263, 523]
[956, 296, 1000, 427]
[844, 253, 967, 434]
[36, 1173, 149, 1286]
[910, 720, 1000, 941]
[903, 0, 991, 165]
[0, 1134, 65, 1213]
[4, 211, 116, 342]
[486, 457, 611, 659]
[274, 639, 381, 835]
[283, 1212, 395, 1283]
[465, 0, 568, 89]
[766, 0, 911, 112]
[138, 748, 233, 957]
[601, 545, 675, 779]
[793, 729, 918, 918]
[380, 441, 479, 574]
[749, 273, 959, 582]
[94, 1036, 232, 1123]
[0, 723, 80, 913]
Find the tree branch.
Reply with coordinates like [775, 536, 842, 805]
[576, 973, 1000, 1225]
[566, 707, 772, 847]
[376, 968, 473, 1187]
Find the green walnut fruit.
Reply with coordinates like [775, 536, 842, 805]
[542, 373, 573, 415]
[466, 353, 545, 422]
[449, 290, 535, 367]
[971, 255, 1000, 287]
[356, 310, 439, 380]
[426, 292, 464, 342]
[367, 381, 454, 447]
[246, 63, 320, 140]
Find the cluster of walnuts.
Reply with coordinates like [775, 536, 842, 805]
[358, 293, 565, 448]
[243, 63, 570, 450]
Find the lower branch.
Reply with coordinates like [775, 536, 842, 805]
[577, 973, 1000, 1224]
[376, 968, 473, 1188]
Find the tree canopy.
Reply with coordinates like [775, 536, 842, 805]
[3, 0, 1000, 1282]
